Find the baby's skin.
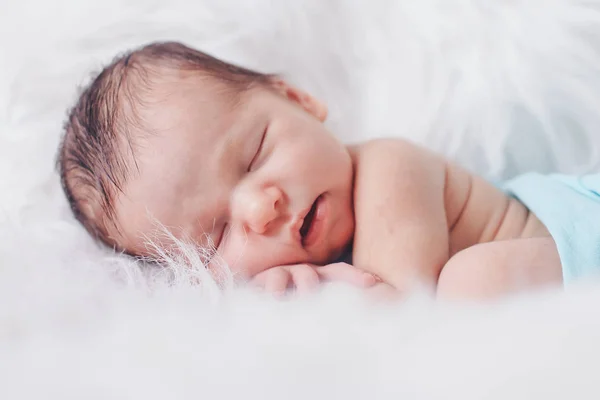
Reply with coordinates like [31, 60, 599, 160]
[99, 64, 562, 300]
[250, 138, 563, 300]
[348, 139, 562, 299]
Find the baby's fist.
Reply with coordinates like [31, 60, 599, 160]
[249, 262, 378, 297]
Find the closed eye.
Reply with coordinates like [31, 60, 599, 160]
[215, 223, 229, 250]
[247, 126, 268, 172]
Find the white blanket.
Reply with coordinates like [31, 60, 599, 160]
[2, 0, 600, 398]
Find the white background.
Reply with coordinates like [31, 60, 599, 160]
[2, 0, 600, 398]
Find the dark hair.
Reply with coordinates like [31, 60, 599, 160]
[57, 41, 273, 252]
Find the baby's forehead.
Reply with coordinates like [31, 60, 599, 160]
[131, 68, 269, 156]
[115, 82, 247, 241]
[141, 65, 239, 102]
[131, 72, 241, 135]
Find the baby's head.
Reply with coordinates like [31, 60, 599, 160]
[58, 41, 355, 278]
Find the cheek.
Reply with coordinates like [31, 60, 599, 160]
[273, 141, 332, 176]
[216, 230, 270, 278]
[217, 229, 305, 278]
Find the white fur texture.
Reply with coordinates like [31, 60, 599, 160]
[2, 0, 600, 398]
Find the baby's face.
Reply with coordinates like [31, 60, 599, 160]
[111, 76, 355, 278]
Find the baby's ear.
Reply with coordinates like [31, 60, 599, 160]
[269, 78, 328, 121]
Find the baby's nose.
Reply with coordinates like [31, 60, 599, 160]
[241, 186, 284, 234]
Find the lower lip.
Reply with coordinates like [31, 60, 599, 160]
[303, 194, 328, 248]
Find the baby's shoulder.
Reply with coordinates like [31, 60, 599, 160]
[348, 138, 448, 186]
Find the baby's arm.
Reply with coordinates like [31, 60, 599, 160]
[437, 237, 562, 300]
[349, 138, 450, 292]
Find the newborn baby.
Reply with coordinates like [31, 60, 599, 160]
[58, 41, 598, 300]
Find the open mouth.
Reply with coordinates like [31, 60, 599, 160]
[300, 194, 324, 246]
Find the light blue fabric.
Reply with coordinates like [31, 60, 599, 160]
[503, 172, 600, 283]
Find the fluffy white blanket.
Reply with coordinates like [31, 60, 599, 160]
[2, 0, 600, 398]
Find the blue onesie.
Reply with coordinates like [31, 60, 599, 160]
[503, 172, 600, 283]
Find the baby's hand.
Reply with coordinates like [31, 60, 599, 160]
[249, 262, 378, 297]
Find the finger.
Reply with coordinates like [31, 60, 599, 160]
[316, 263, 378, 287]
[248, 271, 269, 289]
[285, 264, 320, 294]
[364, 282, 401, 302]
[264, 268, 292, 297]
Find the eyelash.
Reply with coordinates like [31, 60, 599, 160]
[247, 126, 268, 172]
[216, 223, 228, 250]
